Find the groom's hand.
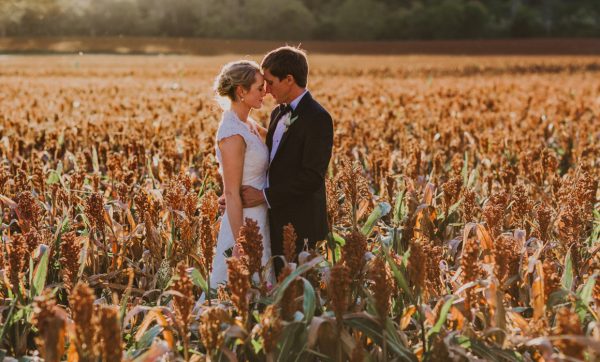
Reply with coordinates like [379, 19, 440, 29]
[240, 185, 266, 208]
[218, 195, 226, 215]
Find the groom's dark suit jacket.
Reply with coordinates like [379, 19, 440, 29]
[265, 91, 333, 272]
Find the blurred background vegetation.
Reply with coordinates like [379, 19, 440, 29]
[1, 0, 599, 40]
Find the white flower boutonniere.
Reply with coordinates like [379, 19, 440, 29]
[282, 114, 299, 133]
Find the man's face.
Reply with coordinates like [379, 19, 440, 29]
[263, 68, 290, 105]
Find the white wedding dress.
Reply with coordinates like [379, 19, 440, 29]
[210, 109, 272, 288]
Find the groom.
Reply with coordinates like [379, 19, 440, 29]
[240, 46, 333, 275]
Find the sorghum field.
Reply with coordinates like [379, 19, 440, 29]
[0, 54, 599, 361]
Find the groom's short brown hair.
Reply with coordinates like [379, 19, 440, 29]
[261, 46, 308, 88]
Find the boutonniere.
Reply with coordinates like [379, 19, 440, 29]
[282, 114, 298, 133]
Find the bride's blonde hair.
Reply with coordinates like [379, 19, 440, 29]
[214, 60, 260, 109]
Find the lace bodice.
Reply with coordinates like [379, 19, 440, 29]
[215, 110, 269, 189]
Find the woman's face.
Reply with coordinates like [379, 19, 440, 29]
[240, 72, 266, 109]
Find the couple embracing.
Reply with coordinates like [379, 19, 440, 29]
[210, 46, 334, 287]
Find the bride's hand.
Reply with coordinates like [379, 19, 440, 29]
[232, 245, 241, 258]
[256, 124, 267, 139]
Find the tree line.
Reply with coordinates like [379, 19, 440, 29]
[1, 0, 599, 40]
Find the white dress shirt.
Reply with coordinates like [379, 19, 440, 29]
[263, 89, 308, 207]
[269, 89, 308, 164]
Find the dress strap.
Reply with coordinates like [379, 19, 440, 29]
[216, 111, 249, 143]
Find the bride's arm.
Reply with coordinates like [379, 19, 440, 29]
[219, 135, 246, 256]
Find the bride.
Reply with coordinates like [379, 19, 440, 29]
[210, 60, 272, 288]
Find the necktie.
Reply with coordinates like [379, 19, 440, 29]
[278, 104, 293, 119]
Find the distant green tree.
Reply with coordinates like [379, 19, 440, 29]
[380, 7, 411, 39]
[430, 0, 465, 39]
[556, 7, 599, 36]
[461, 1, 490, 38]
[194, 0, 245, 38]
[240, 0, 316, 40]
[333, 0, 388, 40]
[135, 0, 165, 35]
[551, 0, 600, 36]
[1, 0, 600, 40]
[85, 0, 143, 36]
[0, 1, 25, 36]
[0, 0, 62, 36]
[402, 3, 434, 39]
[510, 4, 545, 37]
[300, 0, 342, 39]
[157, 0, 201, 36]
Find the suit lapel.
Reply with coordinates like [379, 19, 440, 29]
[270, 92, 312, 166]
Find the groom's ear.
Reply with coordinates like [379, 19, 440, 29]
[284, 74, 296, 86]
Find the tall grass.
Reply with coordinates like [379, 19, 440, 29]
[0, 55, 598, 361]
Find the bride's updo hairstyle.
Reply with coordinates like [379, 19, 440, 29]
[214, 60, 260, 108]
